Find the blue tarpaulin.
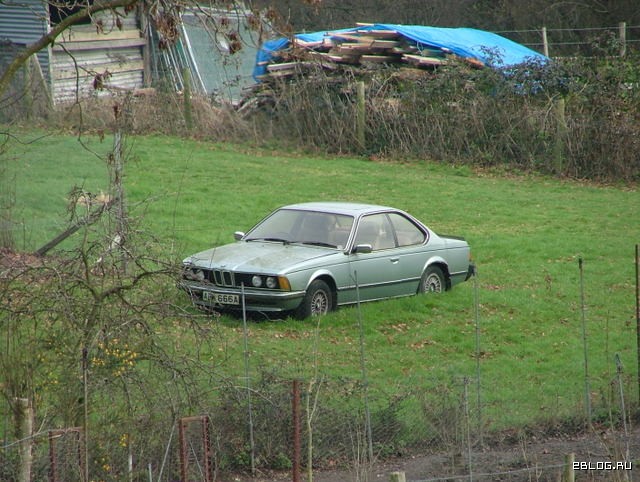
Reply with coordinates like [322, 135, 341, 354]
[254, 23, 548, 80]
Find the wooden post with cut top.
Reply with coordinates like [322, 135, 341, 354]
[389, 471, 406, 482]
[563, 453, 575, 482]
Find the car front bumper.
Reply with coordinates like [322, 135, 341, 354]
[179, 281, 306, 313]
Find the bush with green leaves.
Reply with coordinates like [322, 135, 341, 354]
[251, 52, 640, 182]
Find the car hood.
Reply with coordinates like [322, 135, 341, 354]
[183, 241, 339, 274]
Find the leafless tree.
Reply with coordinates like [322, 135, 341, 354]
[0, 165, 229, 478]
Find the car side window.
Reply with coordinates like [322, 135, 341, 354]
[387, 213, 426, 246]
[353, 214, 396, 251]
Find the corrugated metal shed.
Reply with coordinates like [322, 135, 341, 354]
[0, 0, 48, 43]
[52, 13, 145, 103]
[146, 5, 266, 103]
[0, 0, 51, 88]
[0, 2, 264, 106]
[0, 3, 145, 104]
[181, 8, 263, 102]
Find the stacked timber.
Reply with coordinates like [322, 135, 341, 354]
[258, 24, 483, 80]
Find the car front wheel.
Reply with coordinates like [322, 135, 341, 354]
[296, 279, 333, 319]
[419, 266, 445, 294]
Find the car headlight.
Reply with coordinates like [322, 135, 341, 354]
[251, 275, 262, 287]
[183, 266, 205, 282]
[266, 276, 277, 289]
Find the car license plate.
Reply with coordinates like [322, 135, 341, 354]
[203, 292, 239, 305]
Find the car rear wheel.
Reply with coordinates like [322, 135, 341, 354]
[419, 266, 445, 294]
[296, 279, 333, 319]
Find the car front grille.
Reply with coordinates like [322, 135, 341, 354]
[184, 268, 279, 290]
[209, 269, 234, 286]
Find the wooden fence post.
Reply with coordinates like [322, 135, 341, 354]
[22, 60, 32, 120]
[553, 97, 566, 175]
[542, 26, 549, 57]
[389, 471, 406, 482]
[356, 80, 366, 152]
[563, 453, 575, 482]
[619, 22, 627, 57]
[182, 67, 193, 132]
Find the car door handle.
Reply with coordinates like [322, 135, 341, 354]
[390, 257, 399, 264]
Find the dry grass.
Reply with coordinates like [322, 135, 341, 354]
[48, 89, 252, 140]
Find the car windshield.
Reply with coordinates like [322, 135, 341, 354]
[245, 209, 354, 249]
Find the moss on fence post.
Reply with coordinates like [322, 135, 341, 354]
[563, 453, 575, 482]
[389, 472, 406, 482]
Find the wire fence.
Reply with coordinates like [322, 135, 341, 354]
[1, 366, 637, 481]
[2, 21, 640, 481]
[496, 23, 640, 57]
[1, 255, 639, 481]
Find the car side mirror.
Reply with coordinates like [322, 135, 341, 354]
[234, 231, 245, 241]
[352, 243, 372, 254]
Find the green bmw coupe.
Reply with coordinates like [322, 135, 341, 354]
[180, 202, 474, 318]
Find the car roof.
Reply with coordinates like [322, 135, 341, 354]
[281, 202, 396, 216]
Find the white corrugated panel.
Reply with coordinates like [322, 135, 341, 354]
[0, 0, 48, 43]
[181, 8, 262, 102]
[0, 0, 52, 87]
[52, 47, 144, 104]
[53, 71, 145, 104]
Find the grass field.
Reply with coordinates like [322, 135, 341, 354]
[4, 130, 640, 430]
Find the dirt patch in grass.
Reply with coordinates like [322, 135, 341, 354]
[0, 248, 43, 274]
[233, 425, 639, 481]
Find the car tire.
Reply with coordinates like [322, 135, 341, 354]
[296, 279, 333, 319]
[419, 266, 445, 294]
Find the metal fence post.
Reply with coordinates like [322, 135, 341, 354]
[292, 379, 301, 482]
[578, 257, 591, 422]
[635, 244, 639, 404]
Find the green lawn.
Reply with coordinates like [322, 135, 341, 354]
[4, 130, 640, 429]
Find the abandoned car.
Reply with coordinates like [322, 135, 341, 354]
[180, 202, 475, 318]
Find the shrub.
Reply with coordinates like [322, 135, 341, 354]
[247, 52, 640, 183]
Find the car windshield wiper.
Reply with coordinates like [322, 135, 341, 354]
[298, 241, 337, 248]
[246, 237, 290, 244]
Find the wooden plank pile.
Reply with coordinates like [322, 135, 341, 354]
[258, 24, 484, 80]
